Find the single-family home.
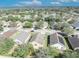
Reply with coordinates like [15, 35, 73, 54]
[23, 15, 31, 20]
[48, 33, 66, 50]
[68, 35, 79, 50]
[72, 21, 79, 30]
[3, 29, 17, 38]
[12, 15, 21, 18]
[8, 21, 17, 28]
[0, 34, 5, 41]
[16, 21, 23, 29]
[13, 31, 31, 45]
[2, 21, 9, 27]
[30, 33, 45, 49]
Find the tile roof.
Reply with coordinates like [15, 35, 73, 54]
[3, 29, 17, 38]
[0, 29, 17, 41]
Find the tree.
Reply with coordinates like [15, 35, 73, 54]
[35, 16, 42, 22]
[0, 38, 14, 55]
[61, 50, 79, 58]
[8, 16, 19, 22]
[47, 47, 60, 58]
[1, 17, 8, 22]
[44, 16, 53, 25]
[11, 45, 28, 57]
[54, 22, 63, 30]
[55, 13, 63, 22]
[27, 19, 34, 23]
[11, 44, 34, 58]
[23, 21, 33, 28]
[34, 48, 48, 58]
[44, 16, 58, 29]
[34, 20, 44, 29]
[68, 19, 77, 24]
[54, 22, 75, 35]
[62, 27, 75, 36]
[34, 47, 60, 58]
[0, 24, 3, 32]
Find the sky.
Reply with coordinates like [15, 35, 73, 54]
[0, 0, 79, 7]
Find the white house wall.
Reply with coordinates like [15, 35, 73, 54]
[51, 43, 66, 50]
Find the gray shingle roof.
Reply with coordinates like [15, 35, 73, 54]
[8, 22, 17, 27]
[72, 22, 79, 28]
[68, 35, 79, 49]
[30, 33, 38, 42]
[58, 36, 65, 45]
[14, 31, 30, 43]
[49, 33, 65, 45]
[50, 33, 59, 45]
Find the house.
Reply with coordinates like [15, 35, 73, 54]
[57, 32, 68, 37]
[11, 15, 21, 18]
[43, 22, 48, 29]
[2, 29, 17, 38]
[48, 33, 66, 50]
[8, 21, 17, 28]
[72, 21, 79, 30]
[16, 21, 23, 30]
[2, 21, 9, 27]
[13, 31, 31, 45]
[23, 15, 31, 20]
[68, 35, 79, 50]
[30, 33, 45, 49]
[0, 34, 6, 41]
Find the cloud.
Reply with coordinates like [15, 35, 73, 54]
[72, 0, 79, 2]
[14, 0, 42, 6]
[20, 0, 42, 5]
[51, 2, 61, 4]
[14, 4, 23, 7]
[59, 0, 79, 2]
[51, 2, 62, 6]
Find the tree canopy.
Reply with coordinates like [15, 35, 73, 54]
[60, 49, 79, 58]
[0, 38, 14, 55]
[23, 21, 33, 28]
[11, 44, 34, 58]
